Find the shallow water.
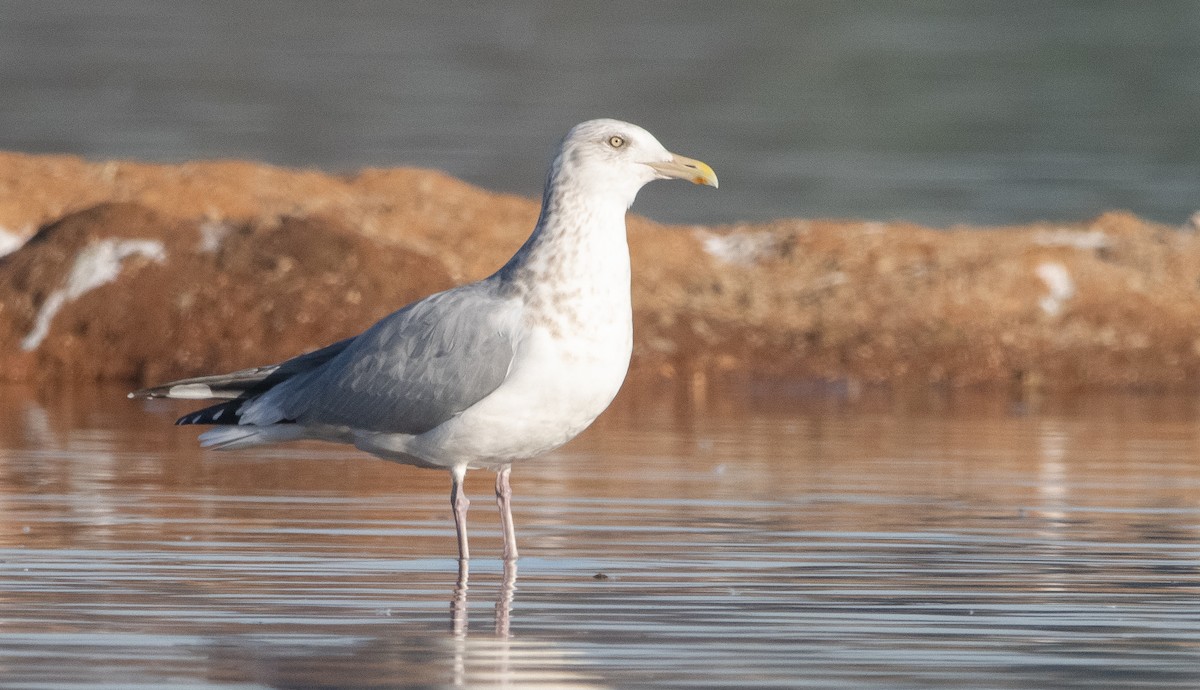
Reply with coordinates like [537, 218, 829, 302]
[1, 384, 1199, 688]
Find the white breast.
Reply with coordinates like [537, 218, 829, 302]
[405, 320, 632, 468]
[385, 174, 636, 469]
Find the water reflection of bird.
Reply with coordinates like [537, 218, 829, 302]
[200, 562, 608, 688]
[451, 559, 516, 638]
[130, 119, 717, 562]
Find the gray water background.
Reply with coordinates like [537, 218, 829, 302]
[1, 0, 1197, 226]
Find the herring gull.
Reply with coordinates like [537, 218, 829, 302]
[130, 119, 718, 561]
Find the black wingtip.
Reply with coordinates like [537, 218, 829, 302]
[175, 401, 243, 426]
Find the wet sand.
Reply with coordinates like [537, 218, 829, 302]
[2, 152, 1200, 390]
[1, 384, 1198, 687]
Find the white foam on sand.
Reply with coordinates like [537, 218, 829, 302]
[21, 239, 167, 351]
[197, 219, 231, 253]
[1035, 261, 1075, 317]
[698, 229, 781, 265]
[1033, 229, 1110, 251]
[0, 227, 27, 257]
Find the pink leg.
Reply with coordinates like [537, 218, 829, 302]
[451, 466, 470, 561]
[495, 465, 518, 561]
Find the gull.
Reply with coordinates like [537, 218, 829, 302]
[130, 119, 717, 561]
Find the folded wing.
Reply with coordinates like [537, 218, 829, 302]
[133, 282, 522, 437]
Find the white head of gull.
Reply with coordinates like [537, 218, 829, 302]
[131, 118, 717, 562]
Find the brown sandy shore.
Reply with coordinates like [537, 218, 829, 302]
[0, 150, 1198, 392]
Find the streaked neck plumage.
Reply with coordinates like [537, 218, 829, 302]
[496, 155, 635, 338]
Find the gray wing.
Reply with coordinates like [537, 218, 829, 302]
[247, 282, 521, 435]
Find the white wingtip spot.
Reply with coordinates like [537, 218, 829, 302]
[168, 383, 215, 399]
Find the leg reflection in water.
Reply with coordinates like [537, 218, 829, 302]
[496, 559, 517, 637]
[450, 558, 519, 637]
[451, 559, 470, 638]
[450, 558, 520, 686]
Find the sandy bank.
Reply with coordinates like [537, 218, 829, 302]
[1, 151, 1197, 391]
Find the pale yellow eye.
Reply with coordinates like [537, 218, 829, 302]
[607, 135, 626, 148]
